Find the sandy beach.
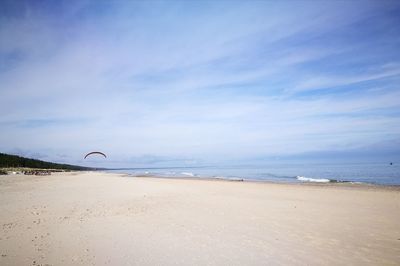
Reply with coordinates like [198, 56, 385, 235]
[0, 171, 399, 265]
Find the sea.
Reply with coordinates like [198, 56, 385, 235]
[107, 162, 400, 185]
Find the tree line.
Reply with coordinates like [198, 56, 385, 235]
[0, 153, 92, 170]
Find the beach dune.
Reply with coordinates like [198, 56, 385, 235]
[0, 172, 399, 265]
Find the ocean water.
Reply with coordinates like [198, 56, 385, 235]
[107, 162, 400, 185]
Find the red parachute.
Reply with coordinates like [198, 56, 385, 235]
[84, 151, 107, 159]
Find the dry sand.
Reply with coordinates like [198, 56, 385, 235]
[0, 171, 399, 265]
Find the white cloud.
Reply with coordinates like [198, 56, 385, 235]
[1, 1, 399, 165]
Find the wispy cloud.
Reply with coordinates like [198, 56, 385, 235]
[1, 1, 399, 166]
[290, 66, 400, 93]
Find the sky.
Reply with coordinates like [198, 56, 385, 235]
[1, 0, 400, 167]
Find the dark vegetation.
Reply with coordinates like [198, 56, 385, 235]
[0, 153, 92, 170]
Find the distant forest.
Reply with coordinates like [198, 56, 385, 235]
[0, 153, 91, 170]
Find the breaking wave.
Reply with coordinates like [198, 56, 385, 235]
[296, 176, 331, 183]
[181, 172, 195, 177]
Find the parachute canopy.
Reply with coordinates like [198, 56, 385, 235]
[84, 151, 107, 159]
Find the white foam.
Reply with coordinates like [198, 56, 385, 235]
[181, 172, 195, 177]
[213, 176, 243, 181]
[296, 176, 330, 183]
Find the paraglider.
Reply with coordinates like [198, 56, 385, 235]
[84, 151, 107, 159]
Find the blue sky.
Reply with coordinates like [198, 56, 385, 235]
[1, 0, 400, 167]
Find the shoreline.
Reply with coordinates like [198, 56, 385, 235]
[102, 170, 400, 191]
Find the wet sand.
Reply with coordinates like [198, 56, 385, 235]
[0, 171, 399, 265]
